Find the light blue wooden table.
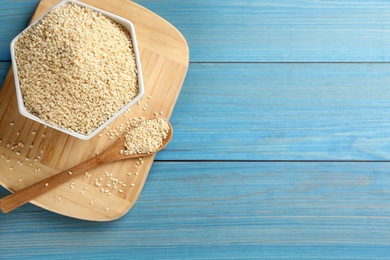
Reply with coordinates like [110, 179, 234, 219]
[2, 0, 390, 259]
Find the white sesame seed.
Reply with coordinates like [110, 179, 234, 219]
[14, 2, 139, 136]
[68, 171, 72, 175]
[45, 183, 49, 187]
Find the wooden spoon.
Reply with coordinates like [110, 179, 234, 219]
[0, 121, 173, 214]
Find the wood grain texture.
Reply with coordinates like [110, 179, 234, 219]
[161, 63, 390, 161]
[0, 0, 188, 221]
[2, 162, 390, 259]
[100, 0, 390, 62]
[0, 0, 40, 61]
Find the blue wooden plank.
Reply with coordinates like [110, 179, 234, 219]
[0, 0, 40, 61]
[135, 0, 390, 62]
[3, 62, 390, 161]
[2, 0, 390, 62]
[157, 63, 390, 161]
[1, 162, 390, 259]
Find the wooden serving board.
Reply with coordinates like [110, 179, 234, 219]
[0, 0, 189, 221]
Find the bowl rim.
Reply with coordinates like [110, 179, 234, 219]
[10, 0, 144, 140]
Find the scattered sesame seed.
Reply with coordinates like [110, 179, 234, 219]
[105, 207, 110, 211]
[9, 166, 14, 170]
[45, 183, 49, 187]
[17, 178, 22, 182]
[68, 171, 72, 175]
[131, 183, 135, 187]
[10, 122, 14, 126]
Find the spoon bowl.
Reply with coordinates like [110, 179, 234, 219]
[0, 120, 172, 214]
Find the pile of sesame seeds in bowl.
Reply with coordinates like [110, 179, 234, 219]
[10, 0, 144, 140]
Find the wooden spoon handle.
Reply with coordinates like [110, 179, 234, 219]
[0, 156, 98, 214]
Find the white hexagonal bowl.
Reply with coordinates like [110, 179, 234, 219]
[10, 0, 144, 140]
